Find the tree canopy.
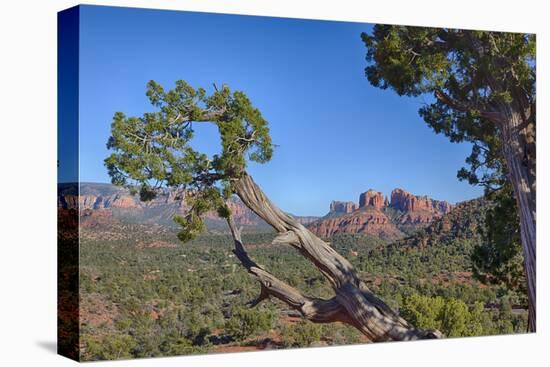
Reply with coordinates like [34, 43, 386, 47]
[105, 80, 273, 241]
[362, 26, 535, 192]
[361, 25, 536, 330]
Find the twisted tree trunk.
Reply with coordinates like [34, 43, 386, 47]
[436, 87, 537, 332]
[499, 108, 536, 332]
[227, 172, 442, 341]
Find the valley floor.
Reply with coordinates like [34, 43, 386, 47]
[72, 224, 528, 361]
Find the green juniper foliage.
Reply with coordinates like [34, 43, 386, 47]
[225, 306, 275, 340]
[472, 183, 525, 292]
[361, 26, 534, 297]
[362, 27, 534, 191]
[105, 80, 273, 242]
[401, 294, 486, 338]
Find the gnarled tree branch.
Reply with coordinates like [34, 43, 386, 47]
[228, 172, 443, 341]
[226, 215, 351, 325]
[434, 89, 503, 124]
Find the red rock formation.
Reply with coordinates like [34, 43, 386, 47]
[58, 194, 88, 210]
[390, 188, 454, 225]
[80, 208, 114, 228]
[308, 207, 402, 240]
[390, 189, 415, 212]
[107, 194, 141, 209]
[308, 187, 455, 239]
[329, 201, 357, 215]
[435, 200, 454, 214]
[59, 193, 141, 211]
[58, 183, 318, 230]
[359, 190, 385, 210]
[294, 216, 320, 225]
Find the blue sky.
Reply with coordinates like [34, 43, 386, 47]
[75, 5, 482, 216]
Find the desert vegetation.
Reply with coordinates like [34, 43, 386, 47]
[78, 222, 527, 360]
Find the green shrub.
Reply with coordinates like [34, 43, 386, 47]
[401, 294, 486, 337]
[84, 335, 136, 360]
[225, 307, 274, 340]
[401, 293, 445, 330]
[282, 321, 322, 347]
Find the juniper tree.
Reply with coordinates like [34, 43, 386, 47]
[105, 80, 442, 341]
[471, 183, 525, 297]
[361, 27, 536, 331]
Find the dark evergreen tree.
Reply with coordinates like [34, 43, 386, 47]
[361, 27, 536, 330]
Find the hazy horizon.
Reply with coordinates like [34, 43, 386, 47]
[68, 180, 476, 216]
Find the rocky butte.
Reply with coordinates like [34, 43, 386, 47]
[359, 190, 386, 210]
[329, 201, 357, 215]
[390, 188, 454, 225]
[308, 188, 454, 240]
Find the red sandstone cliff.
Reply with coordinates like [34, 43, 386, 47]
[359, 190, 386, 210]
[308, 188, 454, 239]
[390, 188, 454, 225]
[308, 206, 402, 240]
[329, 201, 357, 215]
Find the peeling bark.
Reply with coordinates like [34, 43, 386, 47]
[499, 108, 536, 332]
[436, 88, 537, 332]
[227, 172, 443, 341]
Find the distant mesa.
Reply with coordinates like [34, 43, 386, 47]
[329, 201, 357, 215]
[389, 188, 454, 225]
[308, 187, 455, 240]
[58, 182, 318, 231]
[390, 188, 453, 214]
[58, 183, 455, 240]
